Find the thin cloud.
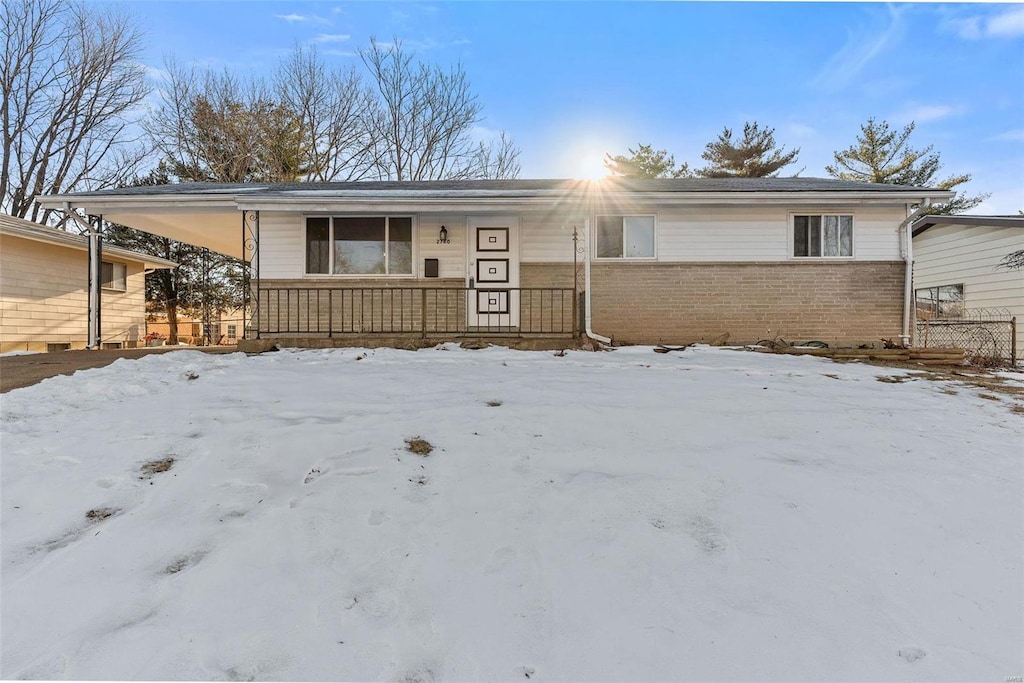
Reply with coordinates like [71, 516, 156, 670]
[322, 49, 357, 58]
[273, 13, 332, 26]
[893, 104, 962, 124]
[944, 6, 1024, 40]
[375, 37, 471, 52]
[782, 122, 818, 140]
[988, 6, 1024, 37]
[470, 125, 501, 144]
[811, 6, 906, 90]
[141, 64, 170, 83]
[312, 34, 351, 44]
[992, 129, 1024, 142]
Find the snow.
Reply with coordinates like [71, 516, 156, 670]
[0, 350, 42, 356]
[2, 345, 1021, 681]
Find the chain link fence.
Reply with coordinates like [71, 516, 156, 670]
[915, 308, 1017, 366]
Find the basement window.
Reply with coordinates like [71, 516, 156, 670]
[596, 215, 655, 259]
[101, 261, 127, 291]
[793, 215, 853, 257]
[915, 284, 964, 319]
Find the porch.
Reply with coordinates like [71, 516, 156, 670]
[249, 285, 581, 343]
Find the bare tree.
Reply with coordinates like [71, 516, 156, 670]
[472, 131, 521, 180]
[275, 46, 376, 181]
[361, 38, 519, 181]
[147, 62, 294, 183]
[1, 0, 149, 222]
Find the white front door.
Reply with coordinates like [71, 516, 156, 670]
[467, 216, 519, 329]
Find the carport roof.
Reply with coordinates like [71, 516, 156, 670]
[0, 214, 177, 270]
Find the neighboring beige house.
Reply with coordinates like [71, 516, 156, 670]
[0, 214, 177, 352]
[146, 308, 246, 345]
[40, 178, 954, 349]
[912, 214, 1023, 361]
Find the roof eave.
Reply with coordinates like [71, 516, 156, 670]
[39, 187, 955, 211]
[0, 223, 177, 269]
[912, 214, 1024, 236]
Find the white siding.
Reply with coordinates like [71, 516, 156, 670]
[520, 204, 904, 263]
[520, 213, 583, 263]
[914, 224, 1023, 359]
[415, 215, 466, 279]
[260, 212, 468, 280]
[258, 204, 907, 277]
[655, 205, 904, 262]
[914, 225, 1024, 313]
[259, 212, 304, 279]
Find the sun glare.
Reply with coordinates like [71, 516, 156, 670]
[575, 153, 608, 181]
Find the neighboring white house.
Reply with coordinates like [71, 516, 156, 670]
[0, 214, 177, 352]
[39, 178, 954, 349]
[912, 215, 1024, 361]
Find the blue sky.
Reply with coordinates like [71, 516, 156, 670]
[128, 1, 1023, 212]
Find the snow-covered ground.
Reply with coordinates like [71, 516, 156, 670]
[2, 345, 1021, 681]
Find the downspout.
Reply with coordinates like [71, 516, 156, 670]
[64, 203, 102, 349]
[900, 199, 932, 346]
[583, 215, 612, 345]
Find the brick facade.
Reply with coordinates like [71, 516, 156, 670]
[576, 261, 905, 346]
[260, 260, 905, 347]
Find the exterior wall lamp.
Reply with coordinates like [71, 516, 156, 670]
[437, 225, 450, 244]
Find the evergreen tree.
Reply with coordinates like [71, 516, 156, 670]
[603, 144, 690, 178]
[826, 118, 987, 214]
[101, 164, 244, 344]
[697, 122, 799, 178]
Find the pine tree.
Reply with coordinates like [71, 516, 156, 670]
[101, 165, 244, 343]
[696, 122, 799, 178]
[826, 118, 987, 214]
[603, 144, 690, 179]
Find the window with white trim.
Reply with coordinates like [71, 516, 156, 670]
[101, 261, 127, 291]
[596, 215, 655, 259]
[305, 217, 413, 275]
[915, 284, 964, 318]
[793, 215, 853, 257]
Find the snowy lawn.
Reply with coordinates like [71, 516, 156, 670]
[2, 345, 1021, 681]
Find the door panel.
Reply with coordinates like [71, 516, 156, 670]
[468, 217, 519, 328]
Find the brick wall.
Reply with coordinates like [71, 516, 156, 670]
[523, 261, 905, 347]
[259, 261, 903, 347]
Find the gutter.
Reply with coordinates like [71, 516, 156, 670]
[582, 215, 612, 346]
[899, 200, 933, 346]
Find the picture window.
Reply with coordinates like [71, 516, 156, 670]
[305, 217, 413, 275]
